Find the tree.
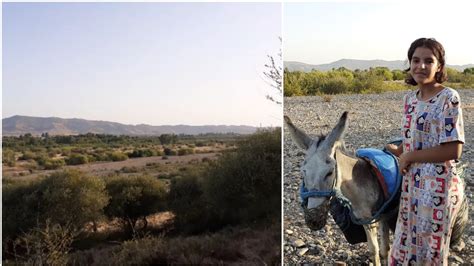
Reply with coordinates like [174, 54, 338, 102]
[392, 69, 405, 80]
[3, 170, 109, 238]
[203, 129, 281, 226]
[463, 67, 474, 75]
[104, 175, 166, 234]
[159, 134, 177, 145]
[262, 37, 282, 105]
[38, 170, 109, 231]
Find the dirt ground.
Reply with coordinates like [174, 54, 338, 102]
[2, 152, 218, 180]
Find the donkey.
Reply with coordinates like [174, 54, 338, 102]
[284, 111, 468, 266]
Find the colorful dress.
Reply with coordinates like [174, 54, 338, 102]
[390, 87, 465, 265]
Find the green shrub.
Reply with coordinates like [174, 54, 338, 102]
[168, 175, 214, 234]
[65, 153, 89, 165]
[108, 152, 128, 162]
[37, 170, 109, 230]
[3, 179, 42, 238]
[104, 175, 166, 233]
[19, 150, 36, 161]
[163, 148, 177, 156]
[2, 170, 109, 238]
[177, 148, 195, 156]
[128, 149, 154, 158]
[2, 149, 16, 166]
[203, 129, 281, 229]
[43, 158, 66, 170]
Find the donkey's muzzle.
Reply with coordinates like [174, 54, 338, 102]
[302, 199, 330, 230]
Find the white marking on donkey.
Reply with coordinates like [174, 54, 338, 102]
[284, 111, 468, 266]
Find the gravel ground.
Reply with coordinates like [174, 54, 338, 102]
[283, 89, 474, 265]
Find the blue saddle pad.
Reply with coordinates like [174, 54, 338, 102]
[355, 148, 401, 197]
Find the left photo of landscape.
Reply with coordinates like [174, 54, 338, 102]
[2, 3, 282, 264]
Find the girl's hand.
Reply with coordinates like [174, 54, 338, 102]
[399, 152, 412, 175]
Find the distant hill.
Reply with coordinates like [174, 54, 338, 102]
[2, 115, 259, 136]
[284, 59, 474, 72]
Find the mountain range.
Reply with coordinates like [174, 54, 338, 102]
[284, 59, 474, 72]
[2, 115, 259, 136]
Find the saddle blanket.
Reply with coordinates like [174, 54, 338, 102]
[355, 148, 401, 198]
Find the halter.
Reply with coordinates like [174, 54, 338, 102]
[299, 153, 339, 205]
[299, 176, 337, 201]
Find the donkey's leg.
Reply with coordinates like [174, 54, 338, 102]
[378, 221, 390, 264]
[364, 223, 380, 266]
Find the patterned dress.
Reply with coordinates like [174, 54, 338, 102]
[390, 87, 465, 265]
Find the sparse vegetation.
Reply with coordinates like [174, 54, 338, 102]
[2, 131, 280, 264]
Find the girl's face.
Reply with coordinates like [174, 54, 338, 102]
[410, 46, 441, 86]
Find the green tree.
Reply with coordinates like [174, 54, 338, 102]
[159, 134, 177, 145]
[104, 175, 166, 234]
[203, 129, 281, 226]
[3, 170, 109, 238]
[168, 175, 213, 233]
[38, 170, 109, 230]
[463, 67, 474, 75]
[392, 69, 405, 80]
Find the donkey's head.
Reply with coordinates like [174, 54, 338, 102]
[284, 112, 348, 229]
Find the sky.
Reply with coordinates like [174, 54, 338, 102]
[284, 2, 474, 66]
[2, 2, 282, 127]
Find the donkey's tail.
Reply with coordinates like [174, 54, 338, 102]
[450, 195, 468, 248]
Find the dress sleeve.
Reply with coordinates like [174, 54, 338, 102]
[439, 90, 465, 144]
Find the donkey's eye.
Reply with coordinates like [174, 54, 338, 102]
[325, 171, 333, 178]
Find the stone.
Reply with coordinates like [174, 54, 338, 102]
[450, 255, 464, 264]
[298, 248, 309, 256]
[286, 229, 294, 235]
[293, 239, 306, 248]
[452, 239, 465, 252]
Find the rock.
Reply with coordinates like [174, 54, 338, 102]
[298, 248, 309, 256]
[286, 229, 294, 235]
[449, 254, 464, 264]
[293, 239, 306, 248]
[452, 239, 465, 252]
[468, 236, 474, 246]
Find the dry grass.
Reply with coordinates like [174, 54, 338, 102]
[68, 221, 281, 265]
[322, 95, 332, 102]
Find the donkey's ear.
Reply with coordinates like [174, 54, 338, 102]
[321, 111, 348, 152]
[284, 115, 313, 150]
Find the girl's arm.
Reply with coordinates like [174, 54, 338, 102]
[399, 141, 463, 174]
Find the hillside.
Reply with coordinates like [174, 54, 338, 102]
[2, 115, 258, 136]
[284, 59, 474, 72]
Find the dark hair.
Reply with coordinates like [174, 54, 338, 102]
[405, 38, 448, 85]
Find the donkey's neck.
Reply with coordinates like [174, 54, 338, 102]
[335, 149, 383, 219]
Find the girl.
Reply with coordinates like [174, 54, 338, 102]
[386, 38, 465, 265]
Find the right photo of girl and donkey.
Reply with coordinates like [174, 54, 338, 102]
[282, 3, 473, 265]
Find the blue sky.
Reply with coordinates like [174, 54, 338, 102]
[3, 3, 282, 126]
[284, 2, 474, 65]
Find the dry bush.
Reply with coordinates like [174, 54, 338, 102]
[67, 222, 281, 265]
[322, 95, 332, 102]
[7, 221, 76, 265]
